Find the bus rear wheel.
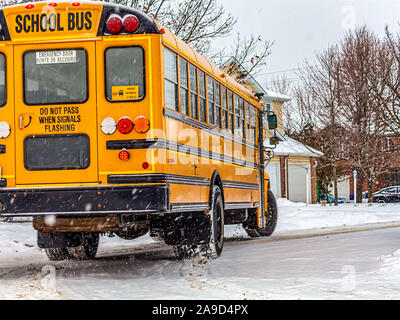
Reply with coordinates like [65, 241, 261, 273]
[66, 233, 99, 260]
[45, 248, 70, 261]
[244, 189, 278, 237]
[173, 186, 224, 260]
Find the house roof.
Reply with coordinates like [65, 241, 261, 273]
[264, 136, 323, 157]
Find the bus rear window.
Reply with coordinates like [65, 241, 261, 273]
[0, 54, 5, 107]
[105, 46, 145, 102]
[24, 134, 90, 171]
[23, 49, 88, 105]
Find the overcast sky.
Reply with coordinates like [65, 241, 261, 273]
[217, 0, 400, 89]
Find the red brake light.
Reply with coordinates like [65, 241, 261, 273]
[106, 15, 123, 34]
[123, 15, 140, 33]
[117, 117, 134, 134]
[142, 162, 149, 169]
[119, 149, 130, 161]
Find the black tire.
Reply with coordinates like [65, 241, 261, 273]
[244, 189, 278, 237]
[202, 185, 224, 258]
[173, 245, 199, 260]
[45, 248, 70, 261]
[173, 186, 225, 260]
[66, 233, 99, 260]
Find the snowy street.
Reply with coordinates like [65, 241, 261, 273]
[1, 200, 400, 299]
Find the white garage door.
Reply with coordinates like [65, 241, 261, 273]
[288, 163, 309, 203]
[265, 162, 281, 198]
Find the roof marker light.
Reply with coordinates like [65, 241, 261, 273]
[48, 2, 58, 7]
[71, 2, 81, 6]
[123, 14, 140, 33]
[106, 14, 123, 34]
[25, 4, 35, 9]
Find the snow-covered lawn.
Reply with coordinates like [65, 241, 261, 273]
[1, 199, 400, 268]
[274, 198, 400, 233]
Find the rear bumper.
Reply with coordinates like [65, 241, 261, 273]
[0, 184, 169, 217]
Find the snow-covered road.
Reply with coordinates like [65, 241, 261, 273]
[1, 200, 400, 299]
[54, 225, 400, 300]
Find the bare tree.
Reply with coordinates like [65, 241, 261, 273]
[222, 34, 274, 81]
[111, 0, 237, 56]
[292, 46, 344, 205]
[381, 26, 400, 134]
[339, 26, 397, 203]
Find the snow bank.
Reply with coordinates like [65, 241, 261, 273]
[274, 199, 400, 234]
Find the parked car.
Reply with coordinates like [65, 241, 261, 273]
[373, 186, 400, 203]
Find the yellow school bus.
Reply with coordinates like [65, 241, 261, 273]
[0, 1, 278, 260]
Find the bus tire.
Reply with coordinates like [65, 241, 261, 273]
[173, 245, 199, 260]
[66, 233, 99, 260]
[201, 185, 224, 259]
[173, 186, 224, 260]
[45, 248, 70, 261]
[244, 189, 278, 237]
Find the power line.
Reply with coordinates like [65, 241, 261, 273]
[257, 65, 318, 76]
[257, 67, 302, 76]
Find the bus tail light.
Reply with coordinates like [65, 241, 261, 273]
[123, 15, 140, 33]
[142, 162, 149, 169]
[117, 117, 134, 134]
[106, 15, 123, 34]
[101, 117, 117, 135]
[133, 116, 150, 134]
[119, 149, 130, 161]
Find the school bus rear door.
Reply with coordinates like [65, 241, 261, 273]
[13, 42, 99, 185]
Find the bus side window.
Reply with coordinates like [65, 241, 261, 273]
[164, 47, 178, 111]
[179, 57, 189, 116]
[207, 76, 215, 125]
[240, 98, 245, 139]
[228, 91, 234, 134]
[0, 53, 6, 107]
[198, 71, 207, 123]
[250, 105, 256, 142]
[245, 101, 250, 140]
[234, 94, 240, 137]
[189, 64, 198, 120]
[215, 82, 221, 128]
[222, 87, 228, 130]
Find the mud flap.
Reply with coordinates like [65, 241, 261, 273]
[163, 213, 211, 246]
[37, 232, 83, 249]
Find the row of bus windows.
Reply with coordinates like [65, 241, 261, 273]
[164, 47, 257, 143]
[0, 47, 145, 106]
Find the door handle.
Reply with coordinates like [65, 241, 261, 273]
[19, 115, 33, 130]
